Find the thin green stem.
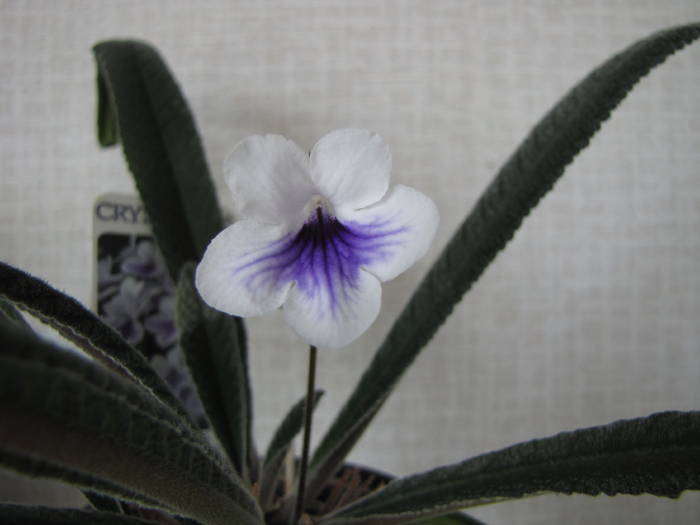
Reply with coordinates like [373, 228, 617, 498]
[292, 345, 317, 524]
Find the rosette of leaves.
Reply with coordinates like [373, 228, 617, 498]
[1, 22, 700, 525]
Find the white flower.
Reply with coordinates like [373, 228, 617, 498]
[195, 129, 438, 349]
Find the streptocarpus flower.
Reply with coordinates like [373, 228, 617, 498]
[196, 129, 438, 349]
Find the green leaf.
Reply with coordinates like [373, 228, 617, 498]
[92, 39, 224, 282]
[0, 504, 159, 525]
[416, 513, 487, 525]
[0, 297, 31, 332]
[259, 390, 324, 510]
[0, 321, 263, 525]
[176, 263, 254, 481]
[96, 69, 119, 147]
[0, 261, 190, 425]
[311, 22, 700, 493]
[320, 411, 700, 524]
[83, 490, 125, 514]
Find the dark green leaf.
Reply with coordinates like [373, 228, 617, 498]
[0, 321, 263, 525]
[0, 297, 31, 332]
[0, 261, 190, 425]
[93, 39, 224, 282]
[259, 390, 324, 510]
[320, 411, 700, 524]
[96, 69, 119, 147]
[416, 513, 487, 525]
[176, 263, 254, 481]
[311, 22, 700, 492]
[83, 490, 124, 514]
[0, 504, 159, 525]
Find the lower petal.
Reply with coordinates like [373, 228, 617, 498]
[283, 268, 381, 349]
[195, 220, 294, 317]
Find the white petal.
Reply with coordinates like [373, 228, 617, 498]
[195, 220, 294, 317]
[283, 269, 381, 349]
[309, 129, 391, 215]
[342, 184, 439, 282]
[225, 135, 316, 227]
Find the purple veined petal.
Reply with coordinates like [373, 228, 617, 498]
[237, 209, 405, 308]
[196, 221, 296, 317]
[343, 184, 439, 282]
[284, 267, 381, 349]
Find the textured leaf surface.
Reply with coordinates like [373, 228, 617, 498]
[83, 490, 125, 514]
[259, 390, 324, 510]
[0, 297, 31, 331]
[0, 321, 263, 525]
[0, 261, 189, 424]
[176, 263, 253, 480]
[321, 411, 700, 524]
[311, 22, 700, 489]
[0, 504, 158, 525]
[417, 513, 487, 525]
[93, 39, 223, 282]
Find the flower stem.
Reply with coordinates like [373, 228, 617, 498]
[292, 345, 317, 525]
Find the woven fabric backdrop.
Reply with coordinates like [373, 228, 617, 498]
[1, 1, 700, 523]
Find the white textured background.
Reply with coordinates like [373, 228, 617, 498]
[1, 1, 700, 523]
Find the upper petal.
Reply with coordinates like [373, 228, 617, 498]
[309, 129, 391, 215]
[283, 268, 381, 349]
[225, 135, 316, 228]
[341, 184, 439, 282]
[195, 220, 295, 317]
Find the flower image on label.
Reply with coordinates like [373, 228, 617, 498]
[94, 196, 208, 426]
[196, 128, 438, 349]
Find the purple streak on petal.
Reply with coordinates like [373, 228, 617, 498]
[230, 208, 407, 316]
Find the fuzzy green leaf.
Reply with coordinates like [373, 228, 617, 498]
[93, 39, 224, 282]
[321, 411, 700, 524]
[83, 490, 125, 514]
[0, 321, 263, 525]
[0, 504, 159, 525]
[176, 263, 254, 481]
[0, 297, 31, 332]
[259, 390, 324, 510]
[417, 513, 487, 525]
[311, 22, 700, 492]
[96, 69, 119, 147]
[0, 261, 190, 425]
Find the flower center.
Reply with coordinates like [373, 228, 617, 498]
[302, 194, 333, 221]
[299, 202, 344, 250]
